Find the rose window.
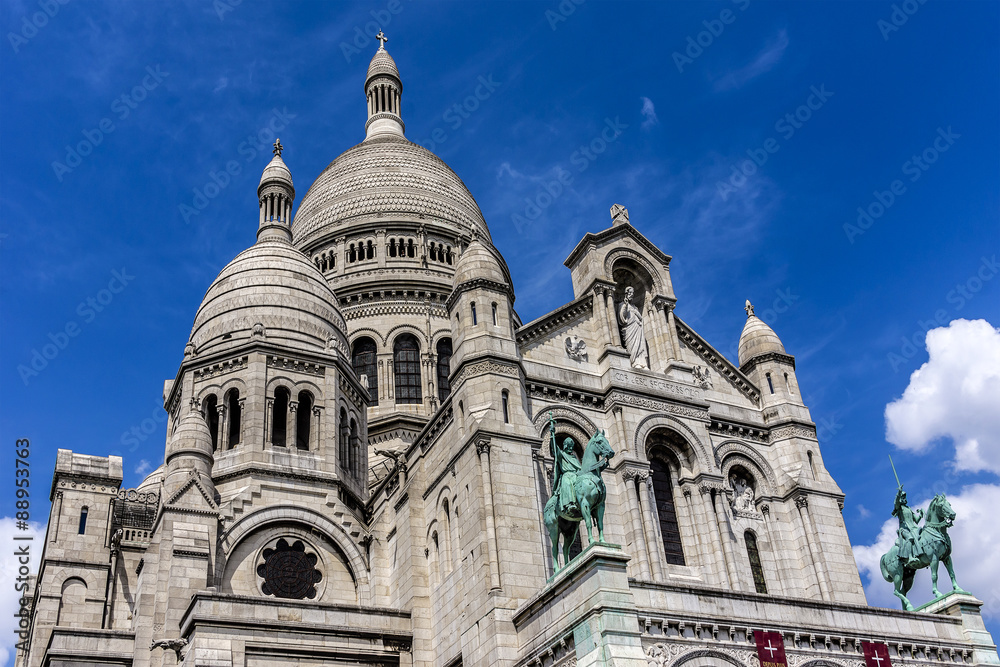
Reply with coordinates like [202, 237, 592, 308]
[257, 538, 322, 599]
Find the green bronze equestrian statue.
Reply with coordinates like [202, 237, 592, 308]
[879, 457, 968, 610]
[543, 412, 615, 574]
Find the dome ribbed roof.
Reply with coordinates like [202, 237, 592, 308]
[738, 313, 786, 367]
[189, 239, 348, 358]
[367, 48, 400, 84]
[259, 154, 293, 192]
[454, 239, 507, 286]
[291, 134, 490, 248]
[166, 411, 213, 464]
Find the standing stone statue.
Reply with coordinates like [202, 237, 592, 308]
[618, 286, 649, 369]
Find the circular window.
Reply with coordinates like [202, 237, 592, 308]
[256, 538, 322, 599]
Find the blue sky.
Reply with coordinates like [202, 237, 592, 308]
[1, 0, 999, 657]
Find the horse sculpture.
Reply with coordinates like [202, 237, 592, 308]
[880, 492, 968, 610]
[543, 419, 615, 574]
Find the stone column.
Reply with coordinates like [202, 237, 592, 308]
[645, 302, 669, 370]
[638, 472, 664, 580]
[697, 485, 728, 586]
[622, 470, 651, 579]
[311, 406, 322, 452]
[288, 400, 298, 450]
[654, 299, 677, 360]
[677, 484, 701, 568]
[709, 486, 739, 587]
[376, 229, 387, 268]
[219, 403, 230, 451]
[264, 397, 274, 447]
[760, 505, 784, 596]
[666, 308, 683, 363]
[796, 495, 830, 600]
[605, 290, 620, 346]
[477, 440, 501, 591]
[612, 405, 629, 457]
[213, 404, 225, 450]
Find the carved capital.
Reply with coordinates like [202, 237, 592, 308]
[475, 438, 491, 456]
[795, 494, 809, 508]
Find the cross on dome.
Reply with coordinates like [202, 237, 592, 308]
[273, 138, 283, 157]
[376, 30, 388, 50]
[745, 300, 755, 317]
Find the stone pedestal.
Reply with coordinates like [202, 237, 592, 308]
[919, 593, 999, 665]
[512, 543, 647, 666]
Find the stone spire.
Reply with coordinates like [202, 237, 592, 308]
[257, 138, 295, 243]
[364, 32, 405, 139]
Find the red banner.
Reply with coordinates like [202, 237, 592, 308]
[862, 641, 892, 667]
[754, 631, 787, 667]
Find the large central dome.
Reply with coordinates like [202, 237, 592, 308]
[291, 133, 490, 249]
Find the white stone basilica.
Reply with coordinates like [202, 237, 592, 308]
[17, 37, 998, 667]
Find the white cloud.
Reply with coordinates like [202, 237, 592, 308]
[135, 459, 153, 476]
[853, 483, 1000, 617]
[885, 319, 1000, 474]
[857, 504, 872, 519]
[713, 29, 789, 92]
[0, 517, 46, 666]
[640, 96, 658, 130]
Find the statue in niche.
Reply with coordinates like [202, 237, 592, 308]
[617, 286, 649, 370]
[729, 474, 757, 515]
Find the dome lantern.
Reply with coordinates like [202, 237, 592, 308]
[364, 31, 405, 140]
[257, 138, 295, 243]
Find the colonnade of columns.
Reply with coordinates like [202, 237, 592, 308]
[258, 191, 291, 225]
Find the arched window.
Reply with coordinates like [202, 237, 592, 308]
[492, 302, 498, 326]
[471, 302, 477, 325]
[436, 338, 452, 402]
[78, 507, 88, 534]
[501, 390, 510, 424]
[352, 337, 379, 406]
[272, 387, 290, 447]
[366, 239, 374, 260]
[204, 394, 219, 451]
[650, 458, 685, 565]
[339, 408, 349, 472]
[407, 239, 415, 258]
[226, 389, 241, 448]
[766, 373, 774, 394]
[296, 391, 313, 450]
[389, 239, 397, 257]
[745, 531, 768, 593]
[807, 451, 816, 478]
[393, 334, 422, 404]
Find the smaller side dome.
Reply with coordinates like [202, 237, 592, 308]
[258, 153, 294, 195]
[165, 411, 213, 468]
[366, 48, 401, 86]
[454, 239, 508, 287]
[738, 300, 786, 366]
